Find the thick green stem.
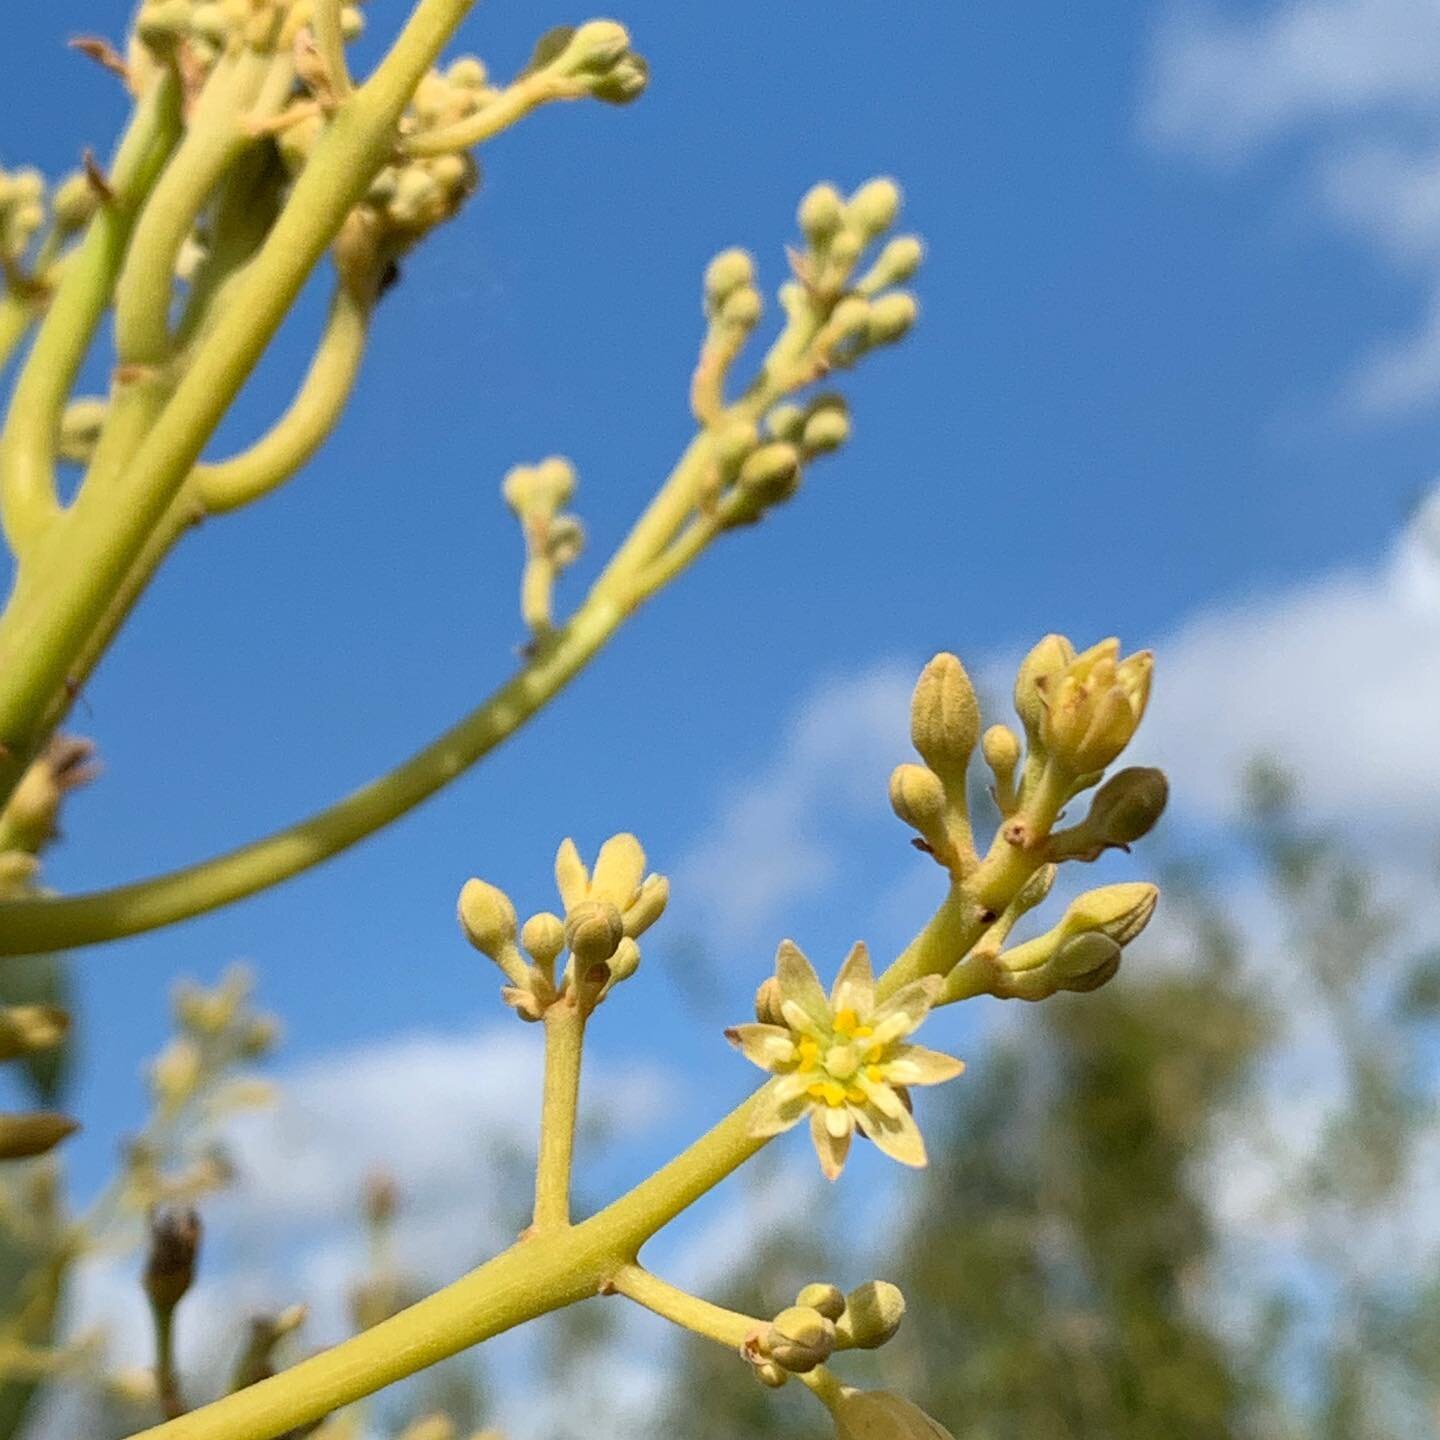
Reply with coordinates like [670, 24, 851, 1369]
[531, 1001, 586, 1233]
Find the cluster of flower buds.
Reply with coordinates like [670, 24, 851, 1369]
[883, 638, 1164, 1003]
[517, 21, 649, 107]
[745, 1279, 907, 1387]
[128, 0, 364, 77]
[502, 456, 586, 634]
[459, 834, 668, 1021]
[0, 165, 95, 289]
[148, 965, 279, 1127]
[684, 179, 922, 530]
[0, 735, 101, 857]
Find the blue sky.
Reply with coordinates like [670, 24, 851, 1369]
[4, 0, 1440, 1422]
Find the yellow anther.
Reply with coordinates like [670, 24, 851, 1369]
[865, 1064, 887, 1084]
[833, 1008, 859, 1036]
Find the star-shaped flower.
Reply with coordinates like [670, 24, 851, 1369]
[726, 940, 963, 1180]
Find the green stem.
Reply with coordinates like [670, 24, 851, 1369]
[0, 71, 183, 556]
[402, 74, 567, 155]
[0, 294, 33, 377]
[611, 1264, 757, 1349]
[193, 278, 373, 513]
[531, 1001, 586, 1233]
[313, 0, 354, 101]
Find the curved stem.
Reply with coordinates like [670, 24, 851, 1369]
[0, 591, 629, 954]
[192, 278, 372, 513]
[531, 1001, 586, 1233]
[611, 1264, 757, 1349]
[0, 71, 183, 556]
[402, 74, 567, 156]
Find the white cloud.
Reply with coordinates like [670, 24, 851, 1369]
[675, 662, 913, 941]
[1140, 481, 1440, 826]
[1145, 0, 1440, 415]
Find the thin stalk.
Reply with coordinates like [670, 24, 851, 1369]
[611, 1264, 756, 1349]
[313, 0, 353, 101]
[402, 75, 566, 155]
[0, 294, 33, 377]
[0, 71, 183, 555]
[531, 1001, 586, 1233]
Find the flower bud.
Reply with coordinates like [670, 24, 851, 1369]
[801, 400, 851, 455]
[521, 912, 566, 968]
[766, 404, 805, 442]
[835, 1280, 905, 1350]
[0, 1005, 68, 1062]
[565, 900, 624, 967]
[704, 248, 756, 314]
[0, 735, 99, 854]
[1082, 767, 1168, 848]
[888, 763, 948, 836]
[832, 1388, 956, 1440]
[591, 52, 649, 105]
[845, 178, 902, 238]
[715, 418, 761, 470]
[826, 295, 872, 343]
[765, 1305, 835, 1373]
[866, 292, 918, 346]
[1049, 933, 1123, 993]
[545, 514, 586, 569]
[798, 183, 845, 245]
[51, 172, 98, 231]
[738, 442, 802, 503]
[559, 21, 631, 74]
[910, 654, 980, 788]
[458, 878, 518, 959]
[1013, 634, 1075, 748]
[1061, 882, 1159, 948]
[446, 57, 489, 89]
[720, 285, 763, 330]
[150, 1039, 203, 1109]
[753, 1359, 789, 1389]
[58, 398, 109, 465]
[796, 1282, 846, 1321]
[1037, 639, 1153, 775]
[0, 1111, 78, 1161]
[143, 1207, 202, 1315]
[864, 235, 924, 291]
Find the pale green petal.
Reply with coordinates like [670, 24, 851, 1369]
[870, 977, 939, 1045]
[590, 833, 646, 909]
[750, 1077, 812, 1138]
[859, 1078, 906, 1119]
[810, 1106, 852, 1181]
[780, 998, 827, 1040]
[884, 1044, 965, 1088]
[775, 940, 830, 1024]
[725, 1023, 797, 1073]
[555, 838, 589, 911]
[830, 941, 875, 1017]
[855, 1100, 928, 1169]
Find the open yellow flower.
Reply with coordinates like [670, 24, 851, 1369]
[727, 941, 963, 1180]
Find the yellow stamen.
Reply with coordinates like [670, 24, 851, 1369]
[865, 1064, 887, 1084]
[833, 1008, 859, 1036]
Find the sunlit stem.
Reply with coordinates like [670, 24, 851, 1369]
[531, 1000, 586, 1233]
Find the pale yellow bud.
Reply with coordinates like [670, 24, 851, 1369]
[608, 936, 641, 985]
[1037, 640, 1153, 775]
[545, 514, 586, 569]
[1013, 634, 1076, 747]
[865, 235, 924, 290]
[796, 1282, 846, 1321]
[798, 183, 845, 245]
[835, 1280, 905, 1349]
[447, 57, 489, 89]
[714, 418, 760, 470]
[766, 404, 806, 442]
[560, 21, 632, 75]
[888, 763, 948, 835]
[719, 285, 762, 329]
[866, 291, 918, 346]
[521, 912, 566, 968]
[910, 653, 980, 787]
[51, 172, 97, 231]
[801, 402, 851, 455]
[981, 724, 1021, 809]
[753, 1359, 789, 1389]
[58, 398, 109, 465]
[826, 295, 872, 343]
[150, 1039, 203, 1108]
[845, 178, 902, 237]
[1061, 882, 1159, 948]
[738, 442, 802, 502]
[565, 900, 624, 967]
[766, 1305, 835, 1373]
[704, 248, 756, 313]
[590, 833, 646, 910]
[458, 878, 518, 959]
